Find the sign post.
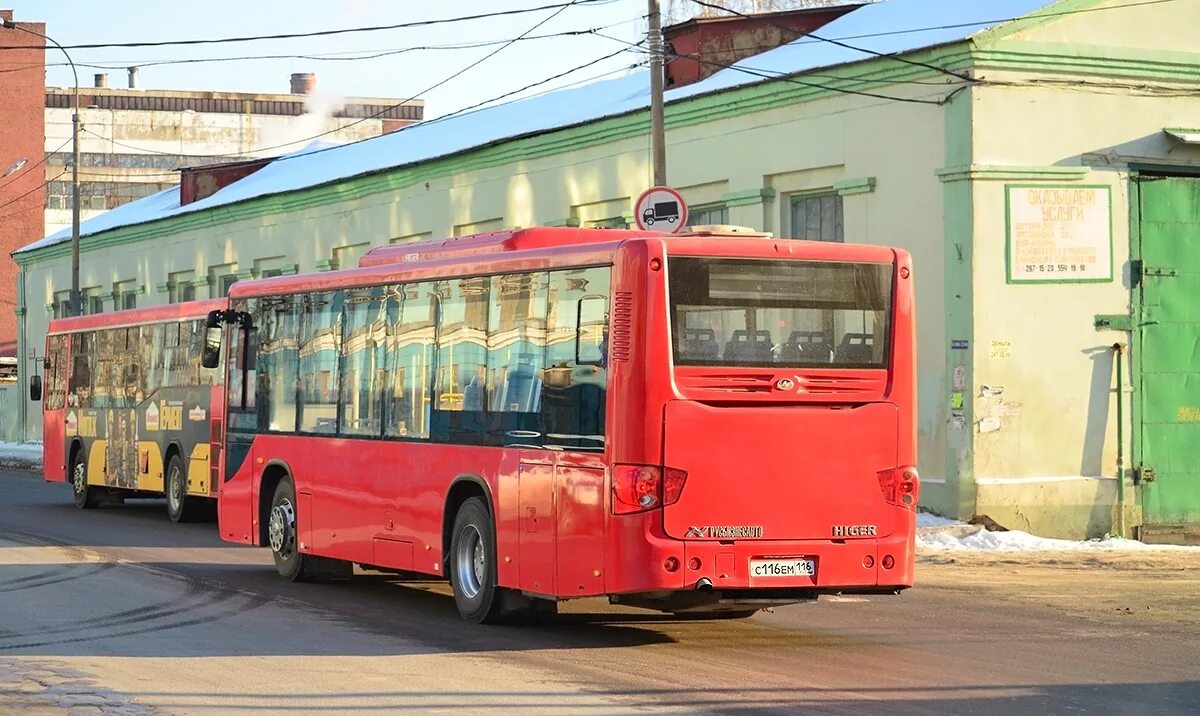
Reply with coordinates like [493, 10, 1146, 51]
[634, 186, 688, 233]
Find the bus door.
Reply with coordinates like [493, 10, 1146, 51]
[42, 335, 69, 482]
[219, 320, 257, 544]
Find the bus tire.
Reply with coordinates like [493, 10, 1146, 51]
[165, 453, 201, 523]
[70, 447, 99, 510]
[268, 477, 309, 582]
[449, 497, 505, 624]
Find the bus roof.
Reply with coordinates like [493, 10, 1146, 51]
[47, 298, 226, 335]
[229, 226, 901, 300]
[357, 226, 664, 268]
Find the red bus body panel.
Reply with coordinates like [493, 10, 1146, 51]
[215, 227, 918, 604]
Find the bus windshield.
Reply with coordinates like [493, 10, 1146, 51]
[669, 256, 893, 368]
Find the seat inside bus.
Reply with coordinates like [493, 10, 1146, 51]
[678, 328, 719, 361]
[834, 333, 875, 363]
[723, 329, 774, 363]
[780, 330, 833, 363]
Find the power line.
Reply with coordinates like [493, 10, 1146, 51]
[205, 0, 592, 159]
[605, 32, 956, 86]
[0, 21, 641, 74]
[688, 0, 974, 82]
[0, 136, 73, 190]
[423, 44, 642, 125]
[49, 44, 645, 184]
[599, 29, 952, 104]
[686, 51, 947, 105]
[0, 170, 66, 215]
[0, 0, 621, 51]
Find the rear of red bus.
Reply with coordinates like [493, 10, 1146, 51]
[604, 236, 916, 614]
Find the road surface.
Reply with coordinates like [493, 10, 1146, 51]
[0, 469, 1196, 715]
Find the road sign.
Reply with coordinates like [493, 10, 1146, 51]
[634, 186, 688, 233]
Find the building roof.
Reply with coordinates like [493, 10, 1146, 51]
[16, 0, 1057, 257]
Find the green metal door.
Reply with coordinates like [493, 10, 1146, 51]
[1137, 176, 1200, 542]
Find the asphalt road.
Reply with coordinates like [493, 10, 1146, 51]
[0, 469, 1196, 715]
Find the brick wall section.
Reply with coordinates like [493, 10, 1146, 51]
[0, 13, 46, 356]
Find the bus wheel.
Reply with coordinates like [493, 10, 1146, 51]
[70, 449, 99, 510]
[268, 478, 308, 582]
[165, 454, 200, 523]
[449, 497, 505, 624]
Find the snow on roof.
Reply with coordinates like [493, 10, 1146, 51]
[17, 0, 1056, 256]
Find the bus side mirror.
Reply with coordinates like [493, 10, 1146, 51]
[29, 374, 42, 402]
[201, 325, 222, 369]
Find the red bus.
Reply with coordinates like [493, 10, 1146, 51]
[203, 225, 917, 623]
[36, 300, 227, 521]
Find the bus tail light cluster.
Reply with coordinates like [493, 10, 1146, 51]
[613, 464, 688, 514]
[877, 466, 920, 510]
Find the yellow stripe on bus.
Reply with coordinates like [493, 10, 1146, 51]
[188, 443, 211, 497]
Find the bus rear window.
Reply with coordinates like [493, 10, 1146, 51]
[669, 257, 893, 368]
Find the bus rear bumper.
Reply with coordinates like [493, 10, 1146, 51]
[604, 530, 914, 609]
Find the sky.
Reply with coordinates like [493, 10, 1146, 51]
[4, 0, 655, 119]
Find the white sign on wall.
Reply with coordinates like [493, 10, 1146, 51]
[1005, 185, 1112, 284]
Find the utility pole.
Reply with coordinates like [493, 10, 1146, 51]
[648, 0, 667, 186]
[70, 92, 81, 316]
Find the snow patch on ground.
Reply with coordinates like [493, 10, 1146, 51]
[916, 511, 1198, 552]
[0, 441, 42, 471]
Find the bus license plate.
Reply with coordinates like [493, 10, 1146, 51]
[749, 558, 816, 579]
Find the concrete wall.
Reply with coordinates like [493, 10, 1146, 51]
[960, 0, 1200, 536]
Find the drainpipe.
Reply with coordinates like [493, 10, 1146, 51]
[1112, 342, 1126, 538]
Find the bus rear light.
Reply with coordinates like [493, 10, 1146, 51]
[881, 554, 895, 570]
[877, 466, 920, 510]
[612, 464, 688, 514]
[664, 557, 680, 572]
[862, 555, 875, 569]
[663, 468, 688, 505]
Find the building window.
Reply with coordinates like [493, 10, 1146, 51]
[790, 193, 843, 242]
[209, 264, 239, 297]
[332, 243, 370, 271]
[686, 204, 729, 228]
[254, 256, 292, 279]
[114, 280, 138, 311]
[46, 180, 176, 211]
[82, 288, 104, 315]
[52, 290, 71, 319]
[168, 271, 196, 303]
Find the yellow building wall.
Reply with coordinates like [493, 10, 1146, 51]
[18, 81, 954, 488]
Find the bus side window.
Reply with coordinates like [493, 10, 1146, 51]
[69, 333, 93, 407]
[229, 321, 258, 411]
[542, 267, 610, 451]
[45, 335, 67, 409]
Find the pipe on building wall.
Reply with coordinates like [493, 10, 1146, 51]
[1112, 342, 1126, 538]
[15, 270, 26, 442]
